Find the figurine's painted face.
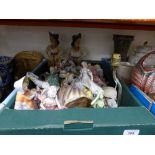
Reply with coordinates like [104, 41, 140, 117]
[74, 38, 81, 49]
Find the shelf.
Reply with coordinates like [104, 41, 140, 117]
[0, 19, 155, 31]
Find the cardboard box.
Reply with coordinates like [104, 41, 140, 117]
[0, 59, 155, 135]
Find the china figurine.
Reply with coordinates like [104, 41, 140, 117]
[26, 72, 50, 89]
[88, 64, 106, 87]
[14, 89, 39, 110]
[25, 72, 63, 110]
[103, 87, 118, 108]
[46, 67, 60, 87]
[91, 91, 105, 108]
[73, 61, 105, 108]
[58, 63, 94, 107]
[62, 73, 75, 86]
[69, 33, 86, 65]
[39, 86, 62, 110]
[60, 58, 81, 76]
[58, 85, 89, 107]
[46, 32, 61, 67]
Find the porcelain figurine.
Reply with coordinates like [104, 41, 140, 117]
[23, 72, 62, 110]
[62, 73, 75, 86]
[103, 86, 118, 108]
[39, 86, 62, 110]
[46, 67, 60, 87]
[58, 85, 88, 107]
[60, 58, 81, 76]
[69, 33, 86, 65]
[26, 72, 50, 89]
[58, 64, 94, 107]
[14, 89, 39, 110]
[91, 91, 105, 108]
[88, 64, 106, 87]
[46, 32, 61, 67]
[72, 61, 105, 108]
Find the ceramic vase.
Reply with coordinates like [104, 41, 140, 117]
[113, 34, 134, 61]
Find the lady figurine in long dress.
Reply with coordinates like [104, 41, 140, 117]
[46, 32, 61, 68]
[69, 33, 87, 65]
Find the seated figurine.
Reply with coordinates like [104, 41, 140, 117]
[68, 33, 87, 65]
[46, 32, 61, 68]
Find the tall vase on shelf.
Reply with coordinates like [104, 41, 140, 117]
[113, 34, 134, 61]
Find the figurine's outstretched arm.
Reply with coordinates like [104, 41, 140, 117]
[26, 72, 50, 89]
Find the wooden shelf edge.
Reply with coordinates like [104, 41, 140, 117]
[0, 19, 155, 31]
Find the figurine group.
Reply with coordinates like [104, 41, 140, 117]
[46, 32, 86, 68]
[14, 62, 118, 110]
[14, 32, 119, 110]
